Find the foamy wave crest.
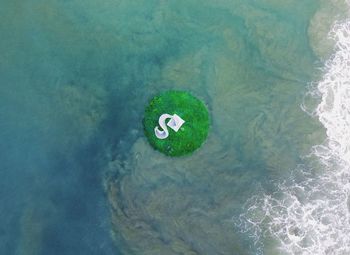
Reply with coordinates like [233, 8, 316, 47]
[235, 19, 350, 255]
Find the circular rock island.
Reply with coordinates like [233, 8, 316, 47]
[143, 90, 210, 156]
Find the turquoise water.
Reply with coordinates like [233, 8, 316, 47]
[0, 0, 346, 254]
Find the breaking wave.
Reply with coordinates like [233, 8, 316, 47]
[235, 15, 350, 255]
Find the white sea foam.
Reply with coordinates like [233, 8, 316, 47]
[235, 15, 350, 255]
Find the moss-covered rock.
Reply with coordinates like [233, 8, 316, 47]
[143, 91, 210, 156]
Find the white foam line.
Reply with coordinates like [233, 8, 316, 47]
[235, 16, 350, 255]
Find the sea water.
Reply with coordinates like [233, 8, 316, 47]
[0, 0, 348, 255]
[236, 7, 350, 255]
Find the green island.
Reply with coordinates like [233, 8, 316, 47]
[143, 90, 210, 156]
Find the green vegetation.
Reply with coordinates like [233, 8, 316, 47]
[143, 91, 210, 156]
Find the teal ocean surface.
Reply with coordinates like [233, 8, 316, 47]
[1, 1, 349, 254]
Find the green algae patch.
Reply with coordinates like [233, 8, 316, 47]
[143, 91, 210, 156]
